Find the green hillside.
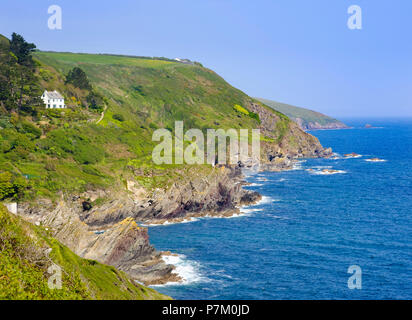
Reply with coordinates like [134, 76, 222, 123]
[0, 204, 170, 300]
[256, 98, 348, 130]
[0, 33, 330, 299]
[0, 34, 294, 201]
[34, 51, 262, 131]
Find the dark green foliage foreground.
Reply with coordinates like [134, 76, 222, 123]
[0, 205, 170, 300]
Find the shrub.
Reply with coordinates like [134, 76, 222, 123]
[20, 121, 42, 139]
[0, 172, 28, 200]
[112, 113, 125, 122]
[233, 104, 249, 115]
[248, 111, 260, 122]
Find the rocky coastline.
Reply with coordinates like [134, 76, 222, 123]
[16, 102, 333, 286]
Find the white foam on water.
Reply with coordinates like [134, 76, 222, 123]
[309, 169, 347, 175]
[239, 207, 263, 214]
[292, 160, 306, 170]
[344, 154, 362, 159]
[257, 196, 279, 204]
[311, 165, 333, 170]
[246, 182, 263, 187]
[152, 254, 207, 287]
[365, 159, 387, 162]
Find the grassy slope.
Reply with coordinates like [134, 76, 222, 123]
[1, 50, 292, 200]
[256, 97, 346, 127]
[35, 51, 261, 132]
[0, 204, 170, 300]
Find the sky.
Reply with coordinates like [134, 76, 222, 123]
[1, 0, 411, 118]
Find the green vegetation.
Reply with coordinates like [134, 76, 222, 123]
[0, 33, 42, 115]
[65, 67, 92, 90]
[233, 104, 249, 115]
[0, 32, 291, 203]
[233, 104, 260, 122]
[256, 98, 347, 129]
[0, 204, 170, 300]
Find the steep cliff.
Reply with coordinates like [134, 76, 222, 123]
[256, 98, 348, 131]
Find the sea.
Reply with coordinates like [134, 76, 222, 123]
[148, 118, 412, 299]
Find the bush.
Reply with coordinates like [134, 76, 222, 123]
[112, 113, 125, 122]
[20, 121, 42, 139]
[248, 111, 260, 122]
[0, 172, 28, 200]
[87, 91, 104, 113]
[233, 104, 249, 115]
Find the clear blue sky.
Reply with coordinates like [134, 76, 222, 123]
[1, 0, 411, 117]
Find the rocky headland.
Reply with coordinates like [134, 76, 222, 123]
[16, 101, 333, 286]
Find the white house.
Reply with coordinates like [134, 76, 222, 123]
[41, 90, 65, 109]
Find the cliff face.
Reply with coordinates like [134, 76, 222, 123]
[294, 118, 348, 130]
[249, 102, 332, 170]
[18, 199, 171, 285]
[256, 98, 348, 131]
[18, 165, 262, 284]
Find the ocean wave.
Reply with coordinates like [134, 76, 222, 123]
[246, 182, 263, 187]
[153, 254, 207, 287]
[307, 169, 347, 175]
[292, 160, 306, 170]
[256, 195, 279, 205]
[239, 207, 263, 214]
[344, 154, 362, 159]
[365, 158, 387, 162]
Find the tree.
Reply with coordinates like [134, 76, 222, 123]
[0, 38, 19, 111]
[0, 33, 41, 113]
[65, 67, 92, 91]
[9, 33, 36, 66]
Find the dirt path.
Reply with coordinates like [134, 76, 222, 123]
[96, 105, 107, 124]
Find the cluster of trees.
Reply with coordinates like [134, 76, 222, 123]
[0, 33, 42, 115]
[65, 67, 92, 91]
[65, 66, 105, 113]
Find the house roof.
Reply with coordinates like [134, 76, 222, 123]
[43, 90, 64, 99]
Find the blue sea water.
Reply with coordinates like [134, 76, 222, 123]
[148, 119, 412, 299]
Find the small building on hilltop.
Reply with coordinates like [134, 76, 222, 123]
[41, 90, 65, 109]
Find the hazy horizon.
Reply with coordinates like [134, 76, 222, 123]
[1, 0, 411, 118]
